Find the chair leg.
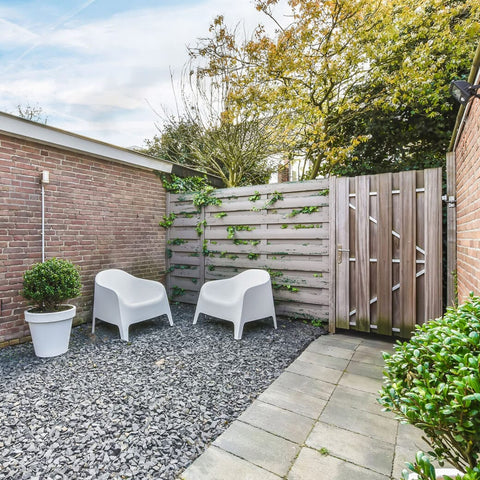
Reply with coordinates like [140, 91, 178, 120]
[165, 305, 174, 326]
[193, 308, 201, 325]
[234, 322, 244, 340]
[118, 323, 129, 342]
[272, 312, 277, 330]
[92, 313, 96, 334]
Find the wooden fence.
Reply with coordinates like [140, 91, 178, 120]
[165, 168, 443, 337]
[330, 168, 443, 336]
[165, 180, 330, 322]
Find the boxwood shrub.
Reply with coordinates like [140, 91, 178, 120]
[379, 294, 480, 473]
[22, 258, 82, 312]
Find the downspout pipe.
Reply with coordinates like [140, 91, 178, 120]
[40, 171, 49, 262]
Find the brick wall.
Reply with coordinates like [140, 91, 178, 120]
[455, 97, 480, 302]
[0, 133, 167, 346]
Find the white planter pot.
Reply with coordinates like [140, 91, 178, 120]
[25, 305, 76, 357]
[408, 468, 464, 479]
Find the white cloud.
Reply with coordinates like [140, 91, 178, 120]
[0, 0, 286, 147]
[0, 18, 38, 46]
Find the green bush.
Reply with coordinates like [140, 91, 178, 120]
[22, 258, 82, 312]
[379, 294, 480, 473]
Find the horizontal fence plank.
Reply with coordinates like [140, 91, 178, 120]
[207, 228, 329, 240]
[204, 257, 329, 272]
[206, 211, 329, 226]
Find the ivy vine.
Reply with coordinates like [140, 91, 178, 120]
[249, 191, 261, 202]
[226, 225, 255, 239]
[287, 206, 319, 217]
[159, 212, 176, 229]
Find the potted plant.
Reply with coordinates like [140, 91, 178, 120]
[22, 258, 82, 357]
[378, 294, 480, 480]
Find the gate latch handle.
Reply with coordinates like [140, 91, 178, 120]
[337, 244, 350, 264]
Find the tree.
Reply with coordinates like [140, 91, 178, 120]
[330, 0, 480, 176]
[189, 0, 480, 178]
[16, 104, 48, 124]
[141, 116, 203, 165]
[142, 68, 282, 187]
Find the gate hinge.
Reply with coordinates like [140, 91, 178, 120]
[441, 194, 456, 208]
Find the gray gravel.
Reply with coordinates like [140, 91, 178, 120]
[0, 303, 326, 480]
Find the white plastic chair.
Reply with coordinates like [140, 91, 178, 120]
[193, 269, 277, 340]
[92, 269, 173, 341]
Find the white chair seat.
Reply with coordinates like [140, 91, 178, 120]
[92, 269, 173, 341]
[193, 269, 277, 340]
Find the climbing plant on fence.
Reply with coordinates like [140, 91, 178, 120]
[164, 180, 330, 323]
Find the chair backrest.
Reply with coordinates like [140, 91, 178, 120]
[96, 269, 137, 295]
[235, 269, 271, 287]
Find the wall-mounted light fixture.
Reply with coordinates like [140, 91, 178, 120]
[450, 80, 480, 105]
[41, 170, 50, 184]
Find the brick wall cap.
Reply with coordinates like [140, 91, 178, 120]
[0, 111, 173, 173]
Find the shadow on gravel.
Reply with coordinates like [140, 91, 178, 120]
[0, 303, 326, 480]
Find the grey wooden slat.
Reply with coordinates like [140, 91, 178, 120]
[275, 303, 329, 320]
[204, 257, 329, 272]
[207, 228, 329, 240]
[329, 176, 336, 333]
[205, 211, 329, 226]
[207, 179, 329, 198]
[206, 196, 330, 213]
[335, 177, 350, 329]
[424, 168, 443, 321]
[170, 254, 201, 266]
[273, 288, 328, 303]
[400, 170, 417, 337]
[199, 243, 329, 256]
[376, 173, 393, 335]
[355, 175, 370, 332]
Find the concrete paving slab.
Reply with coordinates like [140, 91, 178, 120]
[338, 371, 383, 394]
[257, 384, 327, 419]
[288, 446, 389, 480]
[329, 384, 393, 418]
[392, 445, 419, 479]
[306, 341, 356, 359]
[313, 336, 360, 350]
[346, 360, 385, 380]
[393, 443, 455, 479]
[213, 421, 299, 477]
[306, 421, 395, 476]
[180, 445, 281, 480]
[298, 349, 350, 370]
[270, 371, 335, 400]
[238, 400, 315, 444]
[355, 343, 395, 355]
[286, 359, 344, 384]
[396, 422, 431, 451]
[319, 401, 398, 444]
[351, 349, 387, 366]
[326, 334, 364, 344]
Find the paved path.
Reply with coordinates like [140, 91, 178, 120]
[179, 333, 431, 480]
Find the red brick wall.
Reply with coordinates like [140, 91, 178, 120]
[0, 133, 167, 346]
[455, 97, 480, 302]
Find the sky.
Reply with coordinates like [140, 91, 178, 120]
[0, 0, 273, 148]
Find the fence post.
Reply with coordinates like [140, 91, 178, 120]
[199, 204, 206, 286]
[328, 176, 336, 334]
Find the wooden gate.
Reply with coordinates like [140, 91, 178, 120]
[329, 168, 443, 337]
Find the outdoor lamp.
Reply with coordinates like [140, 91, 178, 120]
[450, 80, 480, 105]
